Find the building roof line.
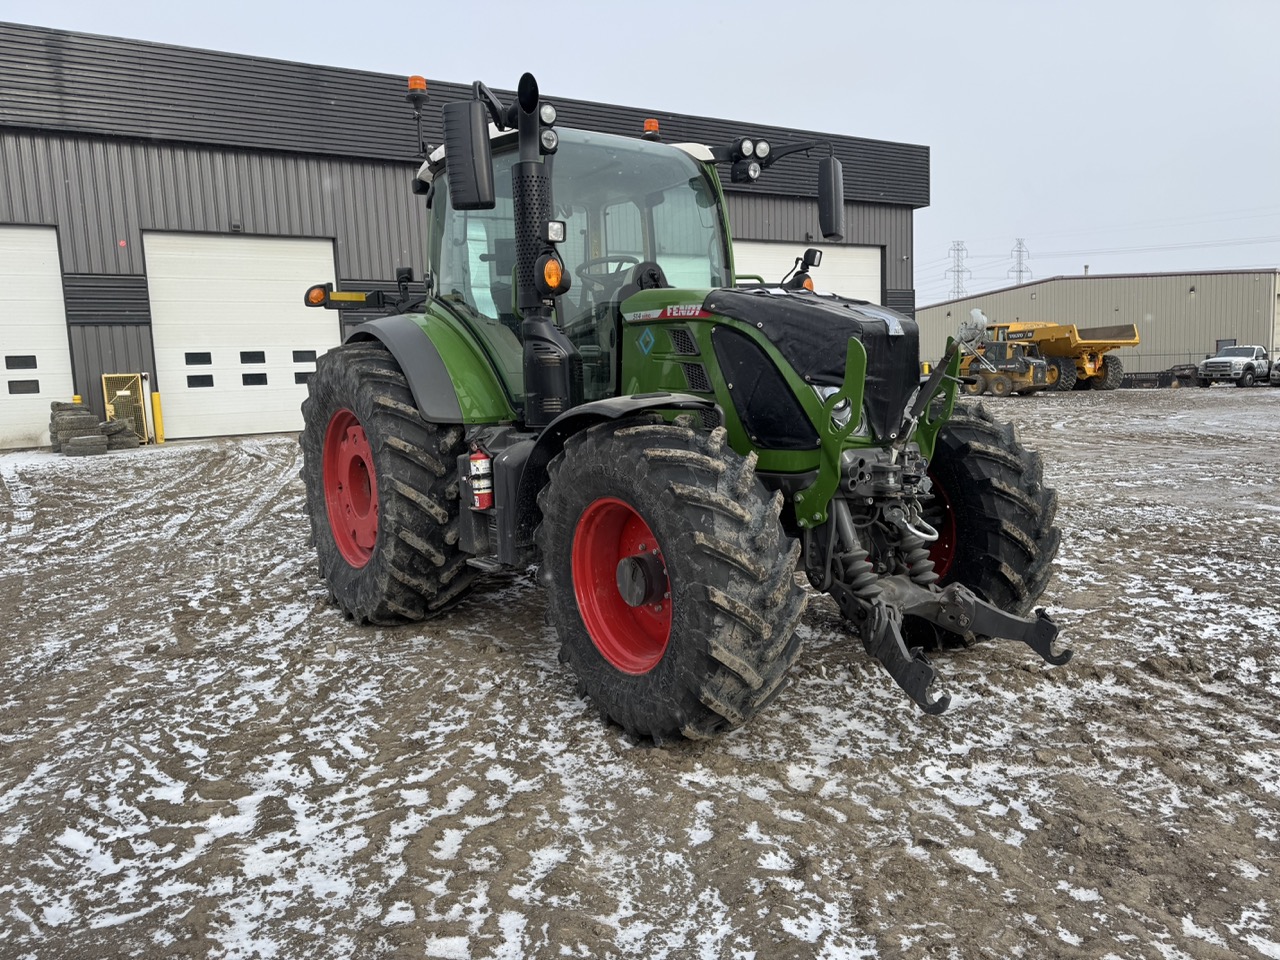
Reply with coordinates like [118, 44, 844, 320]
[920, 267, 1280, 310]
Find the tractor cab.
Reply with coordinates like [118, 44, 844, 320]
[424, 128, 731, 404]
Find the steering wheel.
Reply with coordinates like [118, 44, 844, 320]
[575, 255, 640, 291]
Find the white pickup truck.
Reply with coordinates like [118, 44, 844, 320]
[1196, 345, 1273, 388]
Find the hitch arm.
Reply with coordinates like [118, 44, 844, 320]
[829, 581, 951, 714]
[880, 577, 1073, 666]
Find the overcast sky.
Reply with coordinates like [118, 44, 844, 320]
[6, 0, 1280, 305]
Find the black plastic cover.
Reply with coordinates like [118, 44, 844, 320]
[703, 288, 920, 443]
[712, 328, 820, 450]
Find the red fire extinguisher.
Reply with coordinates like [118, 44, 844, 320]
[469, 449, 493, 510]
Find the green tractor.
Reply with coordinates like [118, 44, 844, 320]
[299, 73, 1068, 741]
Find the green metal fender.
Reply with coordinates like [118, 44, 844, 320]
[344, 312, 517, 424]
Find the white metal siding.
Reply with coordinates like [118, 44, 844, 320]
[145, 234, 340, 438]
[0, 226, 75, 449]
[733, 241, 882, 302]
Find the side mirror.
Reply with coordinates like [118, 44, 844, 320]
[818, 156, 845, 241]
[442, 100, 495, 210]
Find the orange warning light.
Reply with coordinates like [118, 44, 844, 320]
[407, 75, 427, 92]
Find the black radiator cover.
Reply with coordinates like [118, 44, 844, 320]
[702, 288, 920, 443]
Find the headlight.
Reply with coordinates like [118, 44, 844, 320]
[755, 139, 771, 159]
[814, 386, 854, 429]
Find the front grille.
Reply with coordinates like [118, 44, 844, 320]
[670, 328, 698, 355]
[682, 363, 712, 393]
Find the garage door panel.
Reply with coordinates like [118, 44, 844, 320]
[734, 241, 882, 303]
[146, 234, 340, 439]
[1, 227, 75, 449]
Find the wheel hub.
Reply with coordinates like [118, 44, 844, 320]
[616, 551, 666, 607]
[322, 408, 379, 567]
[571, 497, 672, 674]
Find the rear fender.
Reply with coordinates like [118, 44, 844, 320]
[497, 393, 717, 565]
[345, 313, 516, 423]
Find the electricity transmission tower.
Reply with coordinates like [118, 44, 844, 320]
[1008, 238, 1032, 284]
[945, 241, 970, 298]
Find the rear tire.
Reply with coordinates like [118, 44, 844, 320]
[300, 342, 476, 625]
[536, 418, 806, 741]
[925, 401, 1060, 617]
[962, 377, 985, 397]
[1092, 355, 1124, 390]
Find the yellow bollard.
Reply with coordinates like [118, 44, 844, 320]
[151, 392, 165, 444]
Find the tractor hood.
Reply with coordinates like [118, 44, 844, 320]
[703, 288, 920, 442]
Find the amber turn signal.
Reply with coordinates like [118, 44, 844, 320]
[305, 284, 328, 306]
[543, 258, 563, 289]
[802, 276, 815, 291]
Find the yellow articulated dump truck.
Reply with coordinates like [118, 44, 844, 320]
[985, 320, 1139, 391]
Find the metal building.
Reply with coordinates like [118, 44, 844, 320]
[0, 22, 929, 447]
[916, 270, 1280, 373]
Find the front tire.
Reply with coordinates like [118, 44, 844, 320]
[1237, 369, 1256, 388]
[987, 374, 1013, 398]
[925, 402, 1060, 617]
[1049, 358, 1078, 392]
[300, 342, 476, 624]
[536, 419, 806, 741]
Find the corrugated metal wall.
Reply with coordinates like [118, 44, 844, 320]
[0, 23, 929, 209]
[67, 324, 155, 419]
[916, 272, 1280, 372]
[0, 129, 426, 279]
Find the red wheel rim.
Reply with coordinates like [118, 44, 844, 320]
[571, 497, 672, 675]
[323, 409, 379, 567]
[927, 472, 957, 579]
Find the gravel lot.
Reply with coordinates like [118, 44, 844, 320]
[1, 386, 1278, 959]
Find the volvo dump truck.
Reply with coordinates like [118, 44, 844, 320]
[985, 320, 1138, 391]
[298, 73, 1069, 741]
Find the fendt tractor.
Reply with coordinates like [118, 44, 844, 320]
[299, 74, 1070, 741]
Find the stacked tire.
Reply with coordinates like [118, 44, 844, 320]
[50, 401, 100, 454]
[47, 401, 140, 456]
[103, 417, 141, 451]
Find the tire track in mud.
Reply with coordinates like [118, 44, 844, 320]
[2, 391, 1280, 959]
[0, 459, 38, 539]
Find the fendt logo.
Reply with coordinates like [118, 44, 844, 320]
[663, 304, 705, 318]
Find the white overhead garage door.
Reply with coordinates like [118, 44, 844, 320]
[734, 241, 882, 303]
[145, 234, 341, 439]
[0, 226, 75, 450]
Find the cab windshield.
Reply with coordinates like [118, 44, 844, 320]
[430, 128, 730, 403]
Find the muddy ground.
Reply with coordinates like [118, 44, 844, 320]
[1, 387, 1278, 960]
